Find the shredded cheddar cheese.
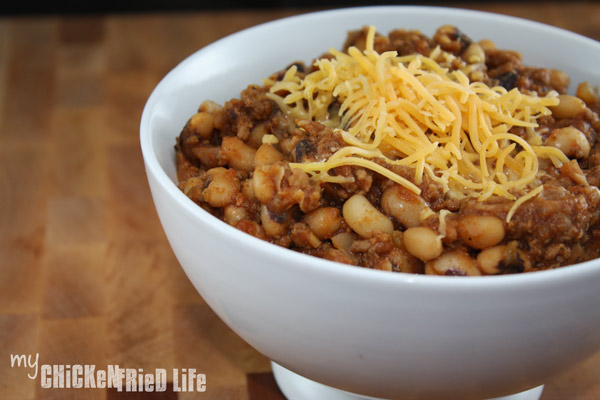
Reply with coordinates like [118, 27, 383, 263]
[262, 134, 279, 144]
[506, 184, 543, 222]
[437, 209, 452, 239]
[266, 26, 569, 221]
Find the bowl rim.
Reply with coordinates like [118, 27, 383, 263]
[140, 5, 600, 290]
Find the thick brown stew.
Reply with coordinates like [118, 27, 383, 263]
[175, 26, 600, 276]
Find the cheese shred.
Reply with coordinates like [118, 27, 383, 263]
[267, 26, 567, 221]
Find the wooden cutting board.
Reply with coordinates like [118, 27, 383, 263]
[0, 4, 599, 399]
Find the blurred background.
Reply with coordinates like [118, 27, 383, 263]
[0, 0, 553, 15]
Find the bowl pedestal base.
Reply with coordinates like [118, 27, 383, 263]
[271, 362, 544, 400]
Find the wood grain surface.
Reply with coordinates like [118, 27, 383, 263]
[0, 3, 599, 399]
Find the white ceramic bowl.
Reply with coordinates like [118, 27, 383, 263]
[141, 6, 600, 400]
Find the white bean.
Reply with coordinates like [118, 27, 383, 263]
[545, 127, 590, 159]
[550, 95, 586, 119]
[221, 136, 256, 172]
[254, 143, 284, 168]
[478, 39, 496, 52]
[331, 232, 356, 252]
[549, 70, 570, 91]
[458, 215, 505, 249]
[198, 100, 226, 130]
[342, 194, 394, 238]
[252, 167, 276, 204]
[381, 184, 429, 228]
[403, 227, 443, 262]
[242, 178, 256, 200]
[248, 123, 268, 148]
[304, 207, 342, 240]
[425, 250, 481, 276]
[191, 146, 221, 168]
[223, 205, 247, 226]
[577, 82, 598, 106]
[188, 111, 214, 139]
[198, 100, 223, 114]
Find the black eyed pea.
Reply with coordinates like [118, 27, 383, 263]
[458, 215, 505, 250]
[342, 194, 394, 238]
[476, 245, 507, 275]
[478, 243, 533, 274]
[545, 126, 591, 159]
[403, 227, 443, 262]
[462, 42, 486, 64]
[260, 205, 289, 238]
[425, 250, 481, 276]
[202, 167, 240, 208]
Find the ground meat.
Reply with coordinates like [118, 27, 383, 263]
[456, 185, 600, 268]
[322, 166, 373, 202]
[175, 25, 600, 275]
[222, 85, 277, 140]
[348, 231, 422, 273]
[509, 187, 598, 266]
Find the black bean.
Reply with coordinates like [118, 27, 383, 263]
[294, 139, 316, 162]
[497, 71, 518, 90]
